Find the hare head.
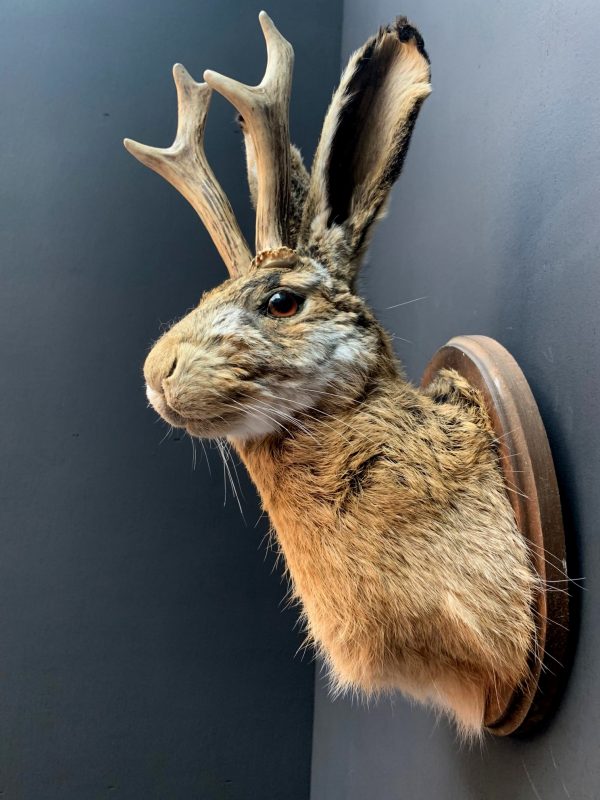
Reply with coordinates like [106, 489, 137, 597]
[126, 14, 543, 738]
[125, 13, 430, 441]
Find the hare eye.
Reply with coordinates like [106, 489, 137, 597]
[266, 290, 302, 318]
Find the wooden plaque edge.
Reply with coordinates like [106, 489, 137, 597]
[421, 335, 570, 737]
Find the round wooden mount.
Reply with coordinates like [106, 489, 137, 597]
[421, 335, 569, 737]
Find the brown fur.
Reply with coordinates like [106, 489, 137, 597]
[137, 18, 536, 735]
[235, 354, 535, 735]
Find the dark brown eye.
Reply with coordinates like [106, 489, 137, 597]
[266, 290, 302, 318]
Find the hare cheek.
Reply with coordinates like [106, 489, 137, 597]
[209, 305, 249, 337]
[332, 339, 364, 367]
[228, 412, 281, 441]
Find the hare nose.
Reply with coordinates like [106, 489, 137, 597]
[143, 335, 180, 392]
[165, 356, 177, 379]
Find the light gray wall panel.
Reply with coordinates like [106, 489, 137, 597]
[311, 2, 598, 798]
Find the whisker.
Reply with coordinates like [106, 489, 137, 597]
[503, 479, 529, 500]
[217, 440, 227, 506]
[259, 389, 383, 450]
[216, 437, 246, 521]
[159, 424, 174, 445]
[223, 439, 246, 501]
[199, 437, 212, 476]
[386, 295, 428, 310]
[187, 432, 197, 470]
[230, 398, 294, 440]
[491, 427, 520, 445]
[531, 608, 569, 632]
[261, 392, 358, 446]
[526, 540, 571, 571]
[246, 396, 321, 443]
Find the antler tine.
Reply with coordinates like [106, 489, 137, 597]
[204, 11, 294, 255]
[123, 64, 252, 278]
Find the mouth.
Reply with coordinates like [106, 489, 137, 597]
[145, 384, 237, 438]
[146, 385, 188, 428]
[145, 382, 309, 442]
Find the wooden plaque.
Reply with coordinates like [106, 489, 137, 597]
[422, 335, 569, 736]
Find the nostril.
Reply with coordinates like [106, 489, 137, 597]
[166, 357, 178, 380]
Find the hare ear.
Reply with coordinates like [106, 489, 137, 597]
[298, 18, 431, 284]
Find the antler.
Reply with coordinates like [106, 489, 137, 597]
[123, 64, 252, 278]
[204, 11, 294, 256]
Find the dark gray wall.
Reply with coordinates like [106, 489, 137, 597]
[312, 1, 599, 799]
[0, 1, 342, 797]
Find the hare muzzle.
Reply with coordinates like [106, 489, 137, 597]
[144, 331, 220, 433]
[144, 334, 183, 423]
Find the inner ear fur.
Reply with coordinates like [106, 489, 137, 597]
[299, 18, 431, 282]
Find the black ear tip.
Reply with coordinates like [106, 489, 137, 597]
[392, 17, 430, 64]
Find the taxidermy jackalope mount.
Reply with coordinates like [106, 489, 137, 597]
[125, 12, 569, 737]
